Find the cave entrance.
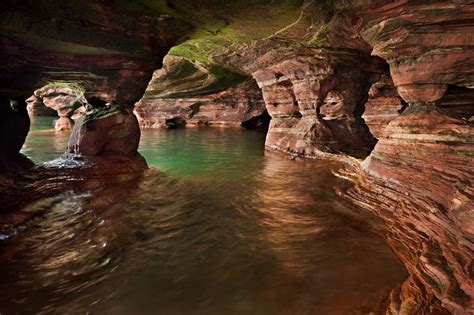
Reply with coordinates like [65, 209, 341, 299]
[26, 83, 87, 132]
[437, 85, 474, 120]
[165, 117, 186, 129]
[241, 109, 271, 130]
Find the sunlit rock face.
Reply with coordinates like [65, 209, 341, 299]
[213, 1, 382, 158]
[26, 96, 57, 118]
[363, 73, 407, 139]
[27, 84, 87, 131]
[252, 51, 383, 159]
[1, 0, 473, 312]
[135, 56, 267, 128]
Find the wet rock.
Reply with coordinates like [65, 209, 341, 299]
[354, 102, 474, 314]
[66, 105, 140, 157]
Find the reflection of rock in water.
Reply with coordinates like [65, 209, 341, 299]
[0, 151, 407, 314]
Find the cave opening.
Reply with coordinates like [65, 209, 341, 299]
[1, 1, 473, 314]
[437, 85, 474, 120]
[241, 109, 271, 130]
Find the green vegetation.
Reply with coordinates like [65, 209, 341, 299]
[144, 57, 248, 98]
[306, 0, 352, 47]
[43, 81, 86, 95]
[145, 0, 304, 63]
[454, 150, 474, 157]
[83, 104, 125, 123]
[133, 0, 309, 97]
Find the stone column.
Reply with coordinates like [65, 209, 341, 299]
[66, 99, 141, 157]
[253, 51, 382, 159]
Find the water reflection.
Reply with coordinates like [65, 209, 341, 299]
[21, 117, 71, 163]
[2, 123, 408, 314]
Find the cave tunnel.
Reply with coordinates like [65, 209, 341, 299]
[0, 1, 473, 314]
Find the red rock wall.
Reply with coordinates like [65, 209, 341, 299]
[27, 84, 87, 131]
[363, 74, 407, 139]
[352, 2, 474, 312]
[253, 51, 383, 159]
[134, 81, 266, 128]
[346, 104, 473, 314]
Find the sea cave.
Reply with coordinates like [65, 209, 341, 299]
[0, 1, 473, 314]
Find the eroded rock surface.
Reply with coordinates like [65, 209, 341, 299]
[66, 105, 140, 157]
[356, 1, 474, 102]
[135, 56, 267, 128]
[344, 104, 473, 314]
[251, 51, 382, 159]
[1, 0, 473, 313]
[363, 73, 407, 139]
[27, 84, 87, 131]
[348, 4, 474, 312]
[0, 0, 189, 168]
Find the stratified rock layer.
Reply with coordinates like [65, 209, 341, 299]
[345, 3, 474, 313]
[27, 84, 87, 131]
[253, 50, 382, 159]
[66, 106, 140, 157]
[345, 104, 473, 314]
[135, 81, 266, 128]
[1, 1, 473, 313]
[356, 1, 474, 102]
[363, 73, 406, 139]
[0, 1, 188, 102]
[0, 0, 188, 167]
[135, 56, 266, 128]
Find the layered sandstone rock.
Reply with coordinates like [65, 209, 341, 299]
[66, 104, 140, 157]
[363, 73, 407, 139]
[349, 3, 474, 313]
[252, 51, 383, 159]
[135, 82, 267, 128]
[0, 1, 188, 102]
[1, 1, 473, 313]
[26, 96, 57, 117]
[212, 1, 382, 159]
[356, 1, 474, 102]
[135, 56, 267, 128]
[27, 84, 87, 131]
[0, 0, 189, 169]
[345, 104, 473, 315]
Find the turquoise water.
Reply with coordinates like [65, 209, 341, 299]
[140, 128, 267, 179]
[22, 117, 266, 180]
[5, 117, 407, 314]
[21, 116, 71, 162]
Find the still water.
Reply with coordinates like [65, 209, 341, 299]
[1, 117, 407, 314]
